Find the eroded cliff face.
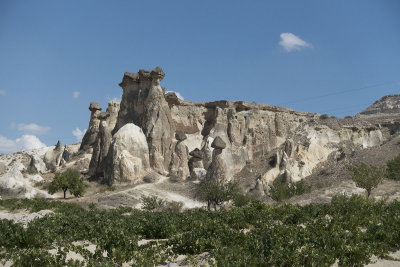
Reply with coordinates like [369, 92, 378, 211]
[85, 67, 393, 190]
[114, 67, 175, 174]
[167, 94, 386, 193]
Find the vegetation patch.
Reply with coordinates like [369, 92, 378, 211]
[1, 195, 400, 266]
[270, 178, 311, 202]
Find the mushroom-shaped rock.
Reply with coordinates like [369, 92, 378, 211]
[206, 140, 228, 182]
[89, 102, 102, 111]
[55, 140, 62, 150]
[104, 124, 150, 184]
[80, 102, 103, 151]
[151, 66, 165, 80]
[206, 149, 228, 182]
[169, 140, 190, 181]
[211, 136, 226, 149]
[175, 131, 187, 141]
[189, 148, 203, 159]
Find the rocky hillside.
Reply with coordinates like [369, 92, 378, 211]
[1, 67, 399, 206]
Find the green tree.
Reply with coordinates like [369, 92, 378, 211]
[349, 163, 385, 198]
[196, 179, 237, 210]
[387, 153, 400, 181]
[48, 168, 85, 199]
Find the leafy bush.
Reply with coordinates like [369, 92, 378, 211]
[232, 192, 251, 207]
[140, 195, 183, 213]
[320, 114, 329, 120]
[269, 178, 311, 202]
[349, 163, 386, 197]
[140, 195, 165, 211]
[48, 168, 85, 199]
[386, 153, 400, 181]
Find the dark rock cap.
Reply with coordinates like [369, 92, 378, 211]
[55, 140, 62, 150]
[175, 131, 187, 141]
[189, 148, 203, 159]
[89, 102, 102, 112]
[138, 69, 151, 80]
[211, 136, 226, 149]
[151, 66, 165, 80]
[99, 112, 110, 120]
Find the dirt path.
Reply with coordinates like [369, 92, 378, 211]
[107, 175, 203, 209]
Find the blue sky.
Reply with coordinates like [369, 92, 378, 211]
[0, 0, 399, 153]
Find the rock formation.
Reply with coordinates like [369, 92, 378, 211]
[206, 136, 228, 181]
[27, 155, 46, 173]
[169, 131, 190, 181]
[79, 67, 397, 189]
[357, 94, 400, 117]
[80, 102, 102, 151]
[104, 123, 150, 184]
[88, 101, 120, 177]
[114, 67, 175, 174]
[43, 140, 64, 171]
[188, 148, 206, 180]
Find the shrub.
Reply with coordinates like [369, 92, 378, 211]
[269, 178, 311, 202]
[386, 153, 400, 181]
[140, 195, 165, 211]
[163, 201, 183, 213]
[232, 192, 251, 207]
[48, 168, 85, 199]
[349, 163, 386, 197]
[320, 114, 329, 120]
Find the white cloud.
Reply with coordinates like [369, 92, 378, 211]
[72, 128, 86, 142]
[73, 91, 80, 99]
[279, 33, 312, 52]
[0, 135, 46, 154]
[0, 90, 6, 96]
[110, 96, 121, 103]
[17, 123, 50, 135]
[165, 91, 184, 100]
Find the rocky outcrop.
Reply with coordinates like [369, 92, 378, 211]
[79, 67, 396, 189]
[88, 101, 120, 177]
[43, 141, 64, 171]
[80, 102, 102, 151]
[206, 137, 228, 181]
[358, 94, 400, 117]
[169, 131, 190, 181]
[27, 155, 46, 173]
[104, 124, 150, 184]
[105, 101, 120, 130]
[114, 67, 175, 174]
[189, 148, 206, 180]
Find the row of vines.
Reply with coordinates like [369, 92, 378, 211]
[1, 195, 400, 266]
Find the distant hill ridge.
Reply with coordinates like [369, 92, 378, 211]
[358, 94, 400, 116]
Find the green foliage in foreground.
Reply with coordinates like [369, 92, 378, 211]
[349, 163, 386, 197]
[140, 195, 183, 212]
[387, 153, 400, 181]
[1, 195, 400, 266]
[270, 178, 311, 202]
[48, 168, 85, 199]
